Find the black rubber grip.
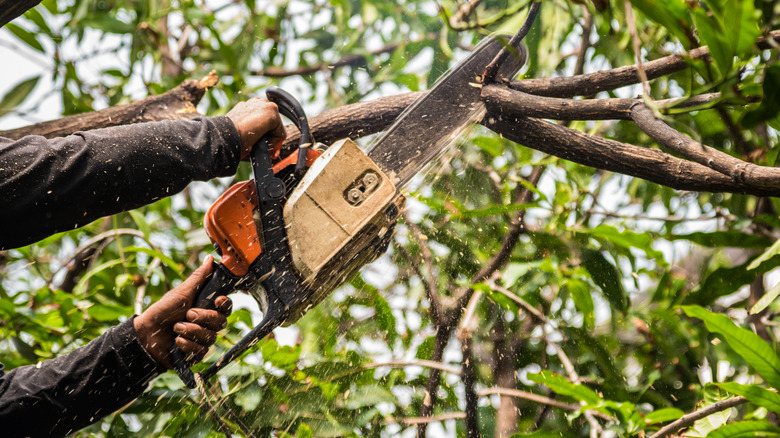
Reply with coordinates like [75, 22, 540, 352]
[171, 263, 238, 388]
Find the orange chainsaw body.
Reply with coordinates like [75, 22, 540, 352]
[204, 148, 323, 277]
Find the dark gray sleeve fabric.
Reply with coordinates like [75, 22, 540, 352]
[0, 318, 165, 438]
[0, 116, 242, 249]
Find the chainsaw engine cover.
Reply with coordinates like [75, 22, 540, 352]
[283, 138, 404, 323]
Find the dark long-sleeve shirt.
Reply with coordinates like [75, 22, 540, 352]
[0, 117, 242, 436]
[0, 116, 242, 249]
[0, 319, 165, 437]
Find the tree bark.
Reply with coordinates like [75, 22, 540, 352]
[0, 0, 41, 28]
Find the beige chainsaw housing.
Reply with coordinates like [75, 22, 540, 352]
[283, 138, 405, 324]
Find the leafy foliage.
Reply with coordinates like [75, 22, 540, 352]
[2, 0, 780, 437]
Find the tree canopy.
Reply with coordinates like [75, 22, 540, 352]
[2, 0, 780, 437]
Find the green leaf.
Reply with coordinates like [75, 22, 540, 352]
[472, 136, 504, 157]
[124, 246, 182, 276]
[5, 23, 45, 53]
[87, 304, 129, 322]
[692, 7, 732, 75]
[81, 15, 136, 34]
[587, 224, 665, 261]
[565, 278, 594, 328]
[367, 287, 396, 344]
[681, 306, 780, 389]
[706, 421, 780, 438]
[723, 0, 759, 59]
[672, 231, 771, 249]
[748, 238, 780, 270]
[74, 259, 124, 295]
[644, 407, 684, 425]
[343, 384, 396, 409]
[0, 76, 40, 115]
[629, 0, 694, 48]
[750, 281, 780, 315]
[581, 249, 627, 313]
[528, 370, 601, 405]
[12, 336, 38, 362]
[129, 211, 151, 241]
[743, 64, 780, 129]
[716, 382, 780, 413]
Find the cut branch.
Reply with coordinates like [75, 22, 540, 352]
[0, 73, 218, 139]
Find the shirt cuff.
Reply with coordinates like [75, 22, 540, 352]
[112, 317, 166, 384]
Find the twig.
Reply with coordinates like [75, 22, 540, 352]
[485, 278, 549, 324]
[624, 0, 650, 96]
[478, 387, 580, 412]
[573, 6, 593, 76]
[388, 412, 466, 425]
[483, 2, 541, 83]
[366, 360, 463, 376]
[134, 258, 161, 314]
[448, 0, 484, 29]
[407, 219, 445, 324]
[649, 396, 747, 438]
[417, 327, 451, 437]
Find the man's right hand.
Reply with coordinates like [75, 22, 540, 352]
[226, 98, 287, 159]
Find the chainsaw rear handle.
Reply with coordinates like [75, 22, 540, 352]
[265, 86, 313, 174]
[170, 262, 240, 388]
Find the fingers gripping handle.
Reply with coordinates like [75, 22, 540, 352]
[170, 263, 237, 388]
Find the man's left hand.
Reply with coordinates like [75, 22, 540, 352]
[133, 256, 233, 369]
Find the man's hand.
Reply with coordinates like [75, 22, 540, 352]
[226, 97, 287, 159]
[133, 256, 233, 369]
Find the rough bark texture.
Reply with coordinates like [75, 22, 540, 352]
[0, 73, 218, 139]
[0, 0, 41, 28]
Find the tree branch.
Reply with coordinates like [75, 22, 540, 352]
[649, 396, 747, 438]
[0, 72, 218, 139]
[631, 104, 780, 189]
[481, 111, 780, 198]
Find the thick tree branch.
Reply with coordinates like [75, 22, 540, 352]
[482, 111, 780, 198]
[0, 73, 218, 139]
[482, 83, 723, 120]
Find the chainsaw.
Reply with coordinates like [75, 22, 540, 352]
[170, 33, 528, 388]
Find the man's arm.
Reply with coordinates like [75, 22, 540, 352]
[0, 116, 241, 249]
[0, 257, 232, 438]
[0, 98, 285, 250]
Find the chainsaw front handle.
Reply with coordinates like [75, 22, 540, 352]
[170, 261, 240, 388]
[265, 86, 313, 174]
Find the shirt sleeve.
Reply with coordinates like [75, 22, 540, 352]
[0, 116, 242, 249]
[0, 318, 165, 438]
